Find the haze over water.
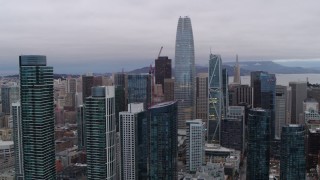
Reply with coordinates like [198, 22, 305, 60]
[229, 74, 320, 86]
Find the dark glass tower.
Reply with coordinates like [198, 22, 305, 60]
[155, 56, 172, 91]
[280, 124, 305, 180]
[77, 105, 85, 150]
[149, 101, 178, 179]
[247, 108, 270, 180]
[174, 16, 195, 129]
[82, 74, 94, 103]
[85, 86, 116, 179]
[251, 71, 276, 139]
[114, 73, 128, 132]
[19, 55, 56, 179]
[127, 74, 151, 109]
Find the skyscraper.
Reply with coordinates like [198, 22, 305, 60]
[221, 106, 245, 153]
[196, 73, 208, 120]
[155, 56, 172, 91]
[1, 85, 19, 115]
[186, 119, 205, 173]
[127, 74, 151, 109]
[233, 55, 241, 84]
[12, 102, 23, 180]
[208, 54, 223, 142]
[280, 124, 305, 180]
[77, 105, 85, 150]
[1, 86, 10, 114]
[251, 71, 276, 138]
[174, 16, 195, 129]
[149, 101, 178, 179]
[247, 108, 270, 179]
[114, 73, 128, 132]
[82, 74, 94, 103]
[275, 85, 287, 139]
[19, 55, 56, 179]
[228, 84, 252, 106]
[85, 86, 116, 179]
[289, 81, 307, 124]
[119, 103, 148, 180]
[164, 78, 174, 101]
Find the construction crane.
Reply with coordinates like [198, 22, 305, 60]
[158, 46, 163, 58]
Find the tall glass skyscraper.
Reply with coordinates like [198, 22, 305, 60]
[208, 54, 223, 142]
[149, 101, 178, 179]
[247, 108, 270, 179]
[85, 86, 116, 179]
[251, 71, 276, 139]
[280, 124, 305, 180]
[19, 55, 56, 179]
[174, 16, 195, 129]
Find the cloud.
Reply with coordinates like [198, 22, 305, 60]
[1, 0, 320, 74]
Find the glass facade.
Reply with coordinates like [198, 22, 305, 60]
[208, 54, 223, 142]
[280, 124, 305, 180]
[85, 86, 116, 180]
[19, 55, 56, 179]
[251, 71, 276, 139]
[174, 16, 195, 129]
[127, 74, 151, 109]
[247, 108, 270, 180]
[149, 101, 178, 179]
[77, 105, 85, 150]
[12, 102, 24, 180]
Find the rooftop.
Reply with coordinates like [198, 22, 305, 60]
[149, 101, 177, 109]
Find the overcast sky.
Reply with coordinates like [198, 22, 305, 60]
[1, 0, 320, 74]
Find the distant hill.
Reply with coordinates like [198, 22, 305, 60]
[4, 61, 319, 79]
[224, 61, 320, 74]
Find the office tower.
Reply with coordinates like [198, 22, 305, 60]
[82, 74, 94, 103]
[251, 71, 276, 138]
[229, 84, 252, 106]
[127, 74, 151, 109]
[196, 73, 208, 120]
[280, 124, 305, 180]
[186, 119, 205, 173]
[77, 105, 85, 150]
[221, 106, 245, 153]
[286, 87, 292, 124]
[19, 55, 56, 179]
[66, 77, 77, 93]
[247, 108, 270, 179]
[275, 85, 287, 139]
[307, 126, 320, 171]
[164, 78, 174, 101]
[222, 68, 229, 116]
[308, 86, 320, 104]
[208, 54, 223, 142]
[1, 85, 19, 115]
[85, 86, 116, 179]
[289, 81, 307, 124]
[233, 55, 241, 84]
[174, 16, 195, 129]
[12, 102, 23, 179]
[155, 56, 172, 91]
[119, 103, 148, 180]
[114, 73, 128, 132]
[149, 101, 178, 179]
[1, 86, 10, 114]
